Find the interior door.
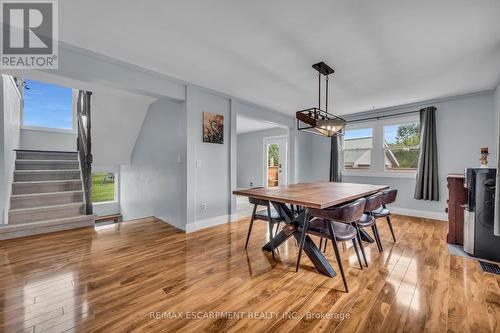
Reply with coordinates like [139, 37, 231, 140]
[265, 136, 288, 187]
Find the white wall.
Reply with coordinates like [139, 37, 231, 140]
[495, 82, 500, 160]
[92, 91, 155, 165]
[237, 127, 288, 188]
[0, 75, 22, 224]
[309, 92, 497, 220]
[120, 98, 187, 229]
[20, 128, 77, 151]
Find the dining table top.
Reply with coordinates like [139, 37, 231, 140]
[233, 181, 389, 209]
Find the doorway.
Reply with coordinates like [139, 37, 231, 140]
[264, 136, 288, 188]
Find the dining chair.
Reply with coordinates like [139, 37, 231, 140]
[296, 198, 366, 292]
[372, 189, 398, 242]
[244, 196, 283, 259]
[359, 192, 384, 253]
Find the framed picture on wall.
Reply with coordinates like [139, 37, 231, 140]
[202, 112, 224, 144]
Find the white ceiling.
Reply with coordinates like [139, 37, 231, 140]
[59, 1, 500, 115]
[237, 115, 282, 134]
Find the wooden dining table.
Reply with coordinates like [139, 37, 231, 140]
[233, 181, 389, 277]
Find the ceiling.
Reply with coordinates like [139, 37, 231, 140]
[237, 115, 283, 134]
[59, 1, 500, 115]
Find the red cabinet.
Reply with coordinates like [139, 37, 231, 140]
[447, 174, 467, 245]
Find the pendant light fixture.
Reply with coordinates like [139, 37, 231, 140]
[296, 62, 346, 137]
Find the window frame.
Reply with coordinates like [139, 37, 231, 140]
[343, 115, 419, 179]
[21, 79, 77, 134]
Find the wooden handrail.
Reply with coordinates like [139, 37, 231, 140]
[77, 90, 93, 215]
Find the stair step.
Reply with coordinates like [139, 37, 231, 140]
[16, 160, 80, 170]
[12, 180, 82, 195]
[16, 150, 78, 161]
[10, 191, 84, 209]
[14, 169, 81, 182]
[0, 214, 95, 240]
[9, 203, 84, 224]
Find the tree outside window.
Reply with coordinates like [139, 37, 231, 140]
[384, 123, 420, 171]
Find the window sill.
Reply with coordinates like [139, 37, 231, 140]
[92, 201, 119, 206]
[21, 126, 77, 135]
[343, 170, 417, 179]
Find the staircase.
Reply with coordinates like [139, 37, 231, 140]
[0, 150, 95, 240]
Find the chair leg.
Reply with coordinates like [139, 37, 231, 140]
[323, 239, 328, 253]
[274, 222, 281, 253]
[354, 224, 368, 267]
[386, 215, 396, 242]
[319, 237, 323, 250]
[374, 222, 384, 252]
[327, 222, 348, 292]
[371, 224, 383, 253]
[244, 205, 257, 250]
[352, 238, 363, 270]
[295, 210, 310, 272]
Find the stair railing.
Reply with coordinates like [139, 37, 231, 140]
[77, 90, 93, 215]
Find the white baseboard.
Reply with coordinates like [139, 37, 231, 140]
[155, 215, 187, 232]
[390, 207, 448, 221]
[185, 214, 236, 233]
[158, 206, 447, 234]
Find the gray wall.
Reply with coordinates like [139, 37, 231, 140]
[0, 75, 21, 224]
[184, 86, 299, 231]
[120, 98, 187, 230]
[237, 127, 288, 188]
[309, 92, 497, 218]
[185, 86, 231, 229]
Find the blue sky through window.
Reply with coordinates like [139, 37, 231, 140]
[383, 125, 399, 144]
[23, 79, 73, 130]
[345, 128, 373, 140]
[345, 126, 398, 143]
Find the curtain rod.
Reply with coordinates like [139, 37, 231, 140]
[346, 106, 436, 124]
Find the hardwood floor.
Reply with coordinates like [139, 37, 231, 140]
[0, 215, 499, 332]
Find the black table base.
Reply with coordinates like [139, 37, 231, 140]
[262, 202, 337, 278]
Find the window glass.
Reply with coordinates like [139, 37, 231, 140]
[344, 128, 373, 170]
[23, 79, 73, 130]
[384, 123, 420, 170]
[91, 172, 116, 203]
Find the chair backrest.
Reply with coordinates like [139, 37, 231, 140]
[309, 198, 366, 223]
[364, 192, 383, 212]
[382, 189, 397, 205]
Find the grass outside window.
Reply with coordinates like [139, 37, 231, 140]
[91, 172, 115, 203]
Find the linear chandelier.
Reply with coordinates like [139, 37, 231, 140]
[296, 62, 346, 137]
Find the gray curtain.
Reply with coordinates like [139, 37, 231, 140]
[329, 135, 342, 182]
[414, 106, 439, 201]
[495, 99, 500, 236]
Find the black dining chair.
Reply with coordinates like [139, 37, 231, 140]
[372, 189, 398, 242]
[245, 196, 283, 259]
[296, 198, 366, 292]
[358, 192, 384, 253]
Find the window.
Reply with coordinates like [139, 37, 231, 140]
[383, 122, 420, 171]
[22, 79, 74, 130]
[343, 128, 373, 170]
[91, 172, 116, 203]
